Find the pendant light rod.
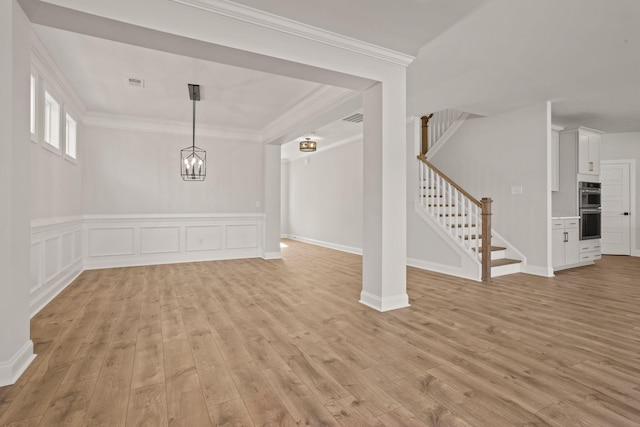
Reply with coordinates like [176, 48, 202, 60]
[188, 84, 200, 151]
[192, 94, 196, 150]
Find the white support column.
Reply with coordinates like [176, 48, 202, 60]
[262, 144, 282, 259]
[0, 0, 36, 387]
[360, 78, 409, 312]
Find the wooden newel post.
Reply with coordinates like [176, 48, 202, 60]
[421, 114, 433, 156]
[481, 197, 492, 282]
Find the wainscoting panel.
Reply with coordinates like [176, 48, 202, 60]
[61, 232, 74, 270]
[30, 217, 83, 316]
[140, 226, 180, 255]
[44, 237, 60, 283]
[226, 224, 259, 249]
[185, 225, 222, 252]
[88, 228, 135, 257]
[84, 214, 264, 269]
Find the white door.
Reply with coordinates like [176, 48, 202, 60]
[601, 162, 630, 255]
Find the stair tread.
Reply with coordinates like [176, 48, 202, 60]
[491, 258, 521, 267]
[473, 246, 507, 252]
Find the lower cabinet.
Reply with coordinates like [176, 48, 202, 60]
[552, 218, 579, 269]
[552, 217, 601, 270]
[579, 240, 602, 262]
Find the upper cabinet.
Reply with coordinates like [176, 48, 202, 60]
[561, 127, 602, 177]
[577, 132, 600, 175]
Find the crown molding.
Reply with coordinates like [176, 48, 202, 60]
[260, 86, 356, 143]
[83, 112, 261, 142]
[30, 29, 86, 117]
[170, 0, 415, 67]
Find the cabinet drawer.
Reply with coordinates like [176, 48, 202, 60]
[580, 252, 594, 261]
[565, 220, 579, 229]
[580, 241, 601, 253]
[552, 220, 565, 230]
[593, 253, 602, 261]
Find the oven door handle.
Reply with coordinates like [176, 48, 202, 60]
[581, 209, 602, 214]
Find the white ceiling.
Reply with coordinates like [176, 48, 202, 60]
[29, 0, 640, 153]
[406, 0, 640, 133]
[33, 25, 335, 132]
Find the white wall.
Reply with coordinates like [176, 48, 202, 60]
[82, 126, 262, 214]
[30, 144, 82, 220]
[286, 139, 363, 253]
[0, 0, 35, 387]
[600, 132, 640, 254]
[430, 103, 550, 272]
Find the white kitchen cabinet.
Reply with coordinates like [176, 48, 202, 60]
[552, 127, 603, 216]
[579, 239, 601, 262]
[552, 218, 580, 269]
[577, 133, 600, 175]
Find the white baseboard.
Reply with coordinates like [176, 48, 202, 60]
[280, 234, 289, 239]
[0, 341, 36, 387]
[632, 249, 640, 257]
[287, 235, 362, 255]
[407, 257, 479, 282]
[359, 290, 410, 312]
[520, 264, 554, 277]
[84, 248, 261, 270]
[262, 251, 282, 260]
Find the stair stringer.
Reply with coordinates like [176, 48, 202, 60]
[426, 112, 470, 161]
[490, 230, 526, 276]
[412, 200, 481, 282]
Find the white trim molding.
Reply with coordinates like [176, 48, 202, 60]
[287, 235, 362, 256]
[359, 291, 410, 312]
[170, 0, 415, 66]
[0, 341, 36, 387]
[83, 213, 265, 269]
[406, 257, 478, 282]
[83, 112, 261, 142]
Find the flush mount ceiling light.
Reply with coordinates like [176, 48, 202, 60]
[299, 137, 317, 152]
[181, 84, 206, 181]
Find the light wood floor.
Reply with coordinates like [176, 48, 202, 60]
[1, 239, 639, 426]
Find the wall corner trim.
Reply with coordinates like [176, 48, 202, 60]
[359, 291, 410, 312]
[262, 251, 282, 260]
[0, 341, 36, 387]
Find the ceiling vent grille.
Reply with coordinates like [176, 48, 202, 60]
[128, 78, 145, 88]
[342, 113, 363, 123]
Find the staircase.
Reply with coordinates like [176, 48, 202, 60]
[416, 110, 522, 281]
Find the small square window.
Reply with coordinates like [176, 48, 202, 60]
[44, 90, 60, 150]
[65, 113, 77, 159]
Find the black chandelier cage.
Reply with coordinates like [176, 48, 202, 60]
[181, 83, 206, 181]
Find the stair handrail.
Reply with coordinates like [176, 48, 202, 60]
[418, 155, 480, 206]
[417, 154, 492, 281]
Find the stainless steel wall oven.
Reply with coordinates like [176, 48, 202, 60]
[578, 181, 601, 240]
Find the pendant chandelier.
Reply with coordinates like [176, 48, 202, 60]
[299, 137, 317, 152]
[181, 84, 206, 181]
